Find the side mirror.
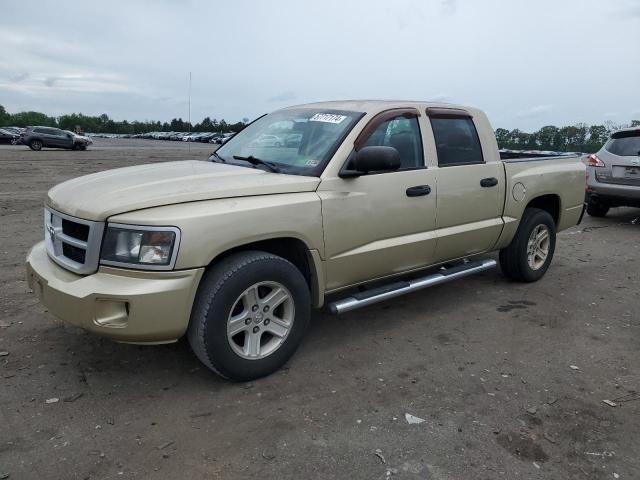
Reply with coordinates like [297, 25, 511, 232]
[67, 133, 73, 138]
[341, 146, 401, 177]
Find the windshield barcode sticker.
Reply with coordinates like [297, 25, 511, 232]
[310, 113, 347, 124]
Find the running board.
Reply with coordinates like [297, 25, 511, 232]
[327, 259, 497, 315]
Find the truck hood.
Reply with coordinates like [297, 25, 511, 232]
[47, 160, 321, 221]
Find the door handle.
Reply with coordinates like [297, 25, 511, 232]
[480, 177, 498, 187]
[406, 185, 431, 197]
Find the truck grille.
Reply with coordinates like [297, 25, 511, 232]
[44, 208, 105, 274]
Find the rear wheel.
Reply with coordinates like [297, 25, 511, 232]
[499, 208, 556, 282]
[29, 140, 43, 151]
[586, 202, 609, 217]
[187, 251, 310, 381]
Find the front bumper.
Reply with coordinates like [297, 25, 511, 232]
[26, 242, 204, 344]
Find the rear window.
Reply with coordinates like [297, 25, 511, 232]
[605, 131, 640, 156]
[430, 117, 484, 167]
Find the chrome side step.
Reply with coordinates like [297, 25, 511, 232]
[327, 259, 497, 314]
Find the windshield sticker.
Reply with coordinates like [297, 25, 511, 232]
[305, 159, 320, 167]
[310, 113, 347, 124]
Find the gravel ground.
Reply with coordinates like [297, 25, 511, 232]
[0, 139, 639, 480]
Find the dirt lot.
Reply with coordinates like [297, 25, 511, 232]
[1, 139, 639, 480]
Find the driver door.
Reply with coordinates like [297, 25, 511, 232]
[318, 109, 438, 291]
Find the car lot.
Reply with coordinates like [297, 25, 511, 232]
[1, 139, 639, 480]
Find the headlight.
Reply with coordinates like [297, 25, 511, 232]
[100, 224, 180, 270]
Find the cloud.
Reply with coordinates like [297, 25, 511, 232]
[440, 0, 457, 15]
[9, 73, 29, 82]
[428, 93, 453, 103]
[268, 91, 297, 103]
[614, 0, 640, 17]
[0, 0, 637, 129]
[517, 104, 553, 118]
[0, 73, 135, 96]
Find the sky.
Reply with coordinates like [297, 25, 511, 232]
[1, 0, 639, 131]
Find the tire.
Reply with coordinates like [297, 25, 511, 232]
[72, 143, 79, 150]
[29, 140, 43, 151]
[80, 144, 87, 151]
[187, 251, 310, 381]
[10, 138, 18, 145]
[499, 208, 556, 283]
[586, 203, 609, 217]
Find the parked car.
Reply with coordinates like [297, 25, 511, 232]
[586, 127, 640, 216]
[196, 133, 217, 143]
[220, 133, 235, 144]
[285, 133, 303, 147]
[26, 100, 586, 381]
[1, 126, 24, 136]
[0, 128, 20, 145]
[250, 133, 283, 147]
[20, 126, 92, 151]
[208, 133, 225, 144]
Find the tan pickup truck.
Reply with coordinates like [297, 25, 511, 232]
[26, 100, 586, 380]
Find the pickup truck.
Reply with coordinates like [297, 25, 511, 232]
[26, 100, 586, 381]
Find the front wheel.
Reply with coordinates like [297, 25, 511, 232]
[187, 251, 310, 381]
[29, 140, 43, 151]
[499, 208, 557, 282]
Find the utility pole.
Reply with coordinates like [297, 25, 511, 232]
[188, 71, 192, 154]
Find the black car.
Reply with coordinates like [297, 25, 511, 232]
[0, 128, 19, 145]
[21, 126, 91, 151]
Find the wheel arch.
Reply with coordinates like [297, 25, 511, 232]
[206, 236, 325, 308]
[525, 194, 561, 226]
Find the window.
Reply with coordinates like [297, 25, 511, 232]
[605, 131, 640, 157]
[430, 117, 484, 166]
[362, 116, 424, 169]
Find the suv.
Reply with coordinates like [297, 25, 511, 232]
[21, 127, 92, 151]
[586, 127, 640, 216]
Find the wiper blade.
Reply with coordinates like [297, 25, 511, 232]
[232, 155, 280, 173]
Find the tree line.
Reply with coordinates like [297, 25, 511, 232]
[0, 105, 248, 135]
[496, 120, 639, 153]
[1, 104, 638, 152]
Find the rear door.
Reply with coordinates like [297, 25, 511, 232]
[426, 109, 505, 261]
[33, 128, 52, 146]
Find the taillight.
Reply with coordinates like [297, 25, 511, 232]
[587, 154, 606, 167]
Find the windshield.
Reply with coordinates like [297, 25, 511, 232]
[213, 108, 364, 175]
